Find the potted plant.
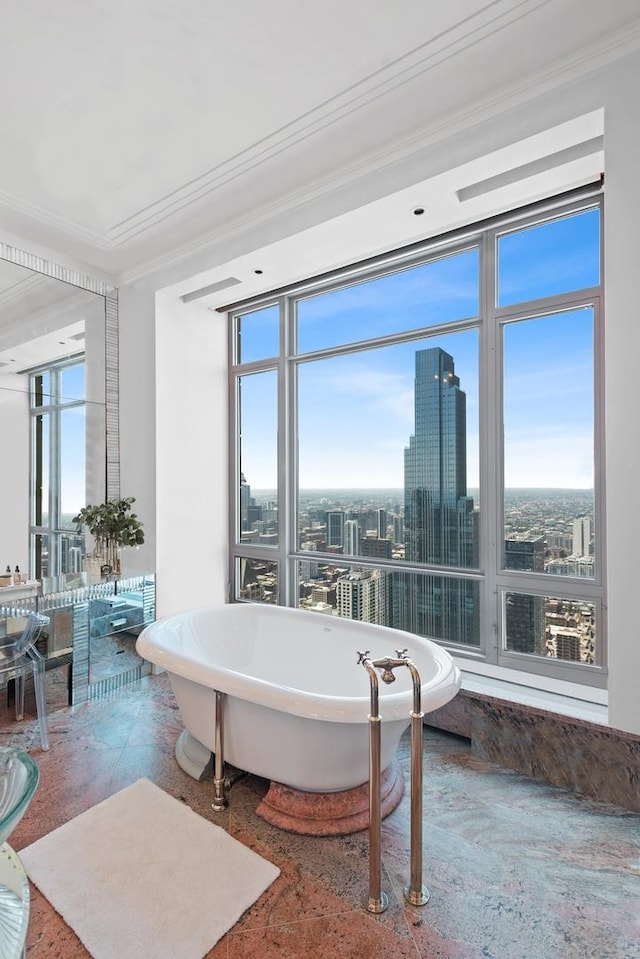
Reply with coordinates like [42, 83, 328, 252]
[73, 496, 145, 577]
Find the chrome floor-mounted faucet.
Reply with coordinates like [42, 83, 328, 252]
[358, 648, 429, 913]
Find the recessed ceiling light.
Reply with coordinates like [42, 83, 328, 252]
[412, 207, 425, 216]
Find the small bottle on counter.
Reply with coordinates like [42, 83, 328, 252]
[14, 565, 22, 585]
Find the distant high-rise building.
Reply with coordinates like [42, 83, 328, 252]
[572, 516, 591, 557]
[375, 508, 387, 539]
[397, 347, 478, 644]
[299, 540, 320, 580]
[361, 536, 392, 560]
[392, 514, 403, 545]
[337, 569, 389, 625]
[344, 519, 361, 557]
[311, 585, 336, 607]
[240, 472, 262, 531]
[326, 511, 345, 548]
[505, 537, 545, 573]
[555, 628, 582, 661]
[546, 555, 595, 577]
[504, 538, 545, 654]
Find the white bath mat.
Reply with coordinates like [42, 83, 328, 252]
[20, 778, 280, 959]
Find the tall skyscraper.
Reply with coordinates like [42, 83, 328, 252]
[326, 510, 345, 549]
[392, 513, 404, 545]
[344, 519, 361, 557]
[504, 538, 545, 654]
[572, 516, 591, 557]
[337, 569, 389, 625]
[397, 347, 478, 644]
[239, 472, 262, 532]
[361, 536, 392, 560]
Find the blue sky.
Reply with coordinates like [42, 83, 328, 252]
[36, 362, 89, 517]
[239, 206, 599, 490]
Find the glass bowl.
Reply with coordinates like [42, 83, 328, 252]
[0, 749, 39, 846]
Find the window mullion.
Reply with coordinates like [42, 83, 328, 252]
[481, 229, 500, 665]
[279, 295, 294, 607]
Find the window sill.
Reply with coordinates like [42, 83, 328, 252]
[458, 665, 608, 726]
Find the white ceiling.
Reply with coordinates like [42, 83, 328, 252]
[0, 0, 639, 287]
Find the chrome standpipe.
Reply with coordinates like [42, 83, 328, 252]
[212, 689, 228, 811]
[357, 648, 429, 913]
[396, 648, 430, 907]
[357, 650, 388, 914]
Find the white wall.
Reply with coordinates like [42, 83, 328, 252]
[599, 57, 640, 735]
[117, 49, 640, 735]
[117, 283, 156, 574]
[154, 293, 228, 617]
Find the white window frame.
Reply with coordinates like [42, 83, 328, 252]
[29, 355, 86, 578]
[228, 188, 605, 689]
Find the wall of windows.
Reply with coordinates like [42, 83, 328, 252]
[229, 191, 605, 686]
[30, 357, 87, 578]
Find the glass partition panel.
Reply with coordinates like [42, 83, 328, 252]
[32, 532, 49, 579]
[502, 308, 595, 578]
[235, 305, 279, 364]
[33, 412, 49, 527]
[497, 207, 600, 307]
[237, 369, 278, 546]
[236, 557, 278, 603]
[60, 406, 86, 529]
[297, 248, 479, 353]
[32, 373, 50, 407]
[504, 591, 597, 664]
[60, 362, 85, 402]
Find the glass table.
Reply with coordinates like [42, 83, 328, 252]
[0, 748, 40, 959]
[0, 844, 29, 958]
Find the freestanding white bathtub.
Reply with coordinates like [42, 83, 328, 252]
[136, 603, 461, 793]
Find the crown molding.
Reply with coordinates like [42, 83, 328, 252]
[0, 269, 50, 306]
[118, 18, 638, 288]
[109, 0, 555, 246]
[0, 188, 113, 251]
[4, 6, 640, 277]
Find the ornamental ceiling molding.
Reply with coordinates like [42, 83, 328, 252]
[2, 6, 640, 279]
[119, 17, 635, 287]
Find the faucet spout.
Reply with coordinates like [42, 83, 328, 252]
[378, 660, 397, 684]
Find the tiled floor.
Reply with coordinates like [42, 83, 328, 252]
[3, 670, 640, 958]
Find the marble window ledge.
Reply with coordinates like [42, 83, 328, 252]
[425, 681, 640, 813]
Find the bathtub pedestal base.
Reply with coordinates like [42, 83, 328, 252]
[255, 760, 404, 836]
[175, 729, 213, 781]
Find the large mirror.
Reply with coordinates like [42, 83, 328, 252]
[0, 244, 152, 701]
[0, 258, 109, 579]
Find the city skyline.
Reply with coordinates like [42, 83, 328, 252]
[236, 206, 600, 665]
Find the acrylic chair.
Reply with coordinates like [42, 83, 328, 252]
[0, 609, 50, 750]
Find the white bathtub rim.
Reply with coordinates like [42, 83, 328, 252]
[137, 605, 461, 724]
